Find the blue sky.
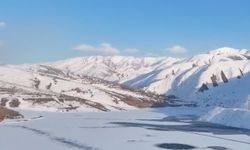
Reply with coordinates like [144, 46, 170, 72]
[0, 0, 250, 64]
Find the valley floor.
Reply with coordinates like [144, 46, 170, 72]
[1, 107, 250, 150]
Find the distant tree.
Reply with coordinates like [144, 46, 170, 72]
[210, 74, 218, 87]
[237, 68, 244, 79]
[221, 71, 228, 83]
[239, 68, 244, 76]
[198, 83, 209, 92]
[53, 78, 58, 84]
[32, 78, 40, 89]
[0, 98, 9, 106]
[9, 98, 20, 108]
[208, 59, 211, 64]
[172, 70, 175, 75]
[192, 63, 197, 68]
[46, 83, 52, 90]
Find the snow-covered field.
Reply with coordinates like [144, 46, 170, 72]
[201, 107, 250, 129]
[1, 107, 250, 150]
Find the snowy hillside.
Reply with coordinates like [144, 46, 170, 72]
[0, 64, 165, 112]
[0, 47, 249, 113]
[49, 56, 180, 83]
[49, 47, 250, 109]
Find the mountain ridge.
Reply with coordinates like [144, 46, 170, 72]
[47, 47, 250, 109]
[0, 47, 249, 112]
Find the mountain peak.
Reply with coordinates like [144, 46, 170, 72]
[208, 47, 249, 55]
[209, 47, 240, 55]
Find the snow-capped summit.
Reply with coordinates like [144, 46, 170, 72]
[209, 47, 241, 55]
[208, 47, 250, 60]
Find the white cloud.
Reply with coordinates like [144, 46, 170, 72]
[0, 21, 6, 28]
[74, 43, 120, 55]
[166, 45, 187, 53]
[124, 48, 139, 53]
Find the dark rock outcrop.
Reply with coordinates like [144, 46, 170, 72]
[210, 74, 218, 87]
[0, 106, 23, 122]
[221, 71, 228, 83]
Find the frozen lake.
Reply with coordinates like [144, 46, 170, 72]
[1, 107, 250, 150]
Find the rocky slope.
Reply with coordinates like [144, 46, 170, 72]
[0, 106, 22, 122]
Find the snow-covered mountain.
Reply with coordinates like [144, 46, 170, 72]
[0, 47, 249, 112]
[0, 64, 165, 112]
[49, 47, 250, 109]
[49, 56, 179, 83]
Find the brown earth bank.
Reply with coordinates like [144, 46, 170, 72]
[0, 106, 23, 122]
